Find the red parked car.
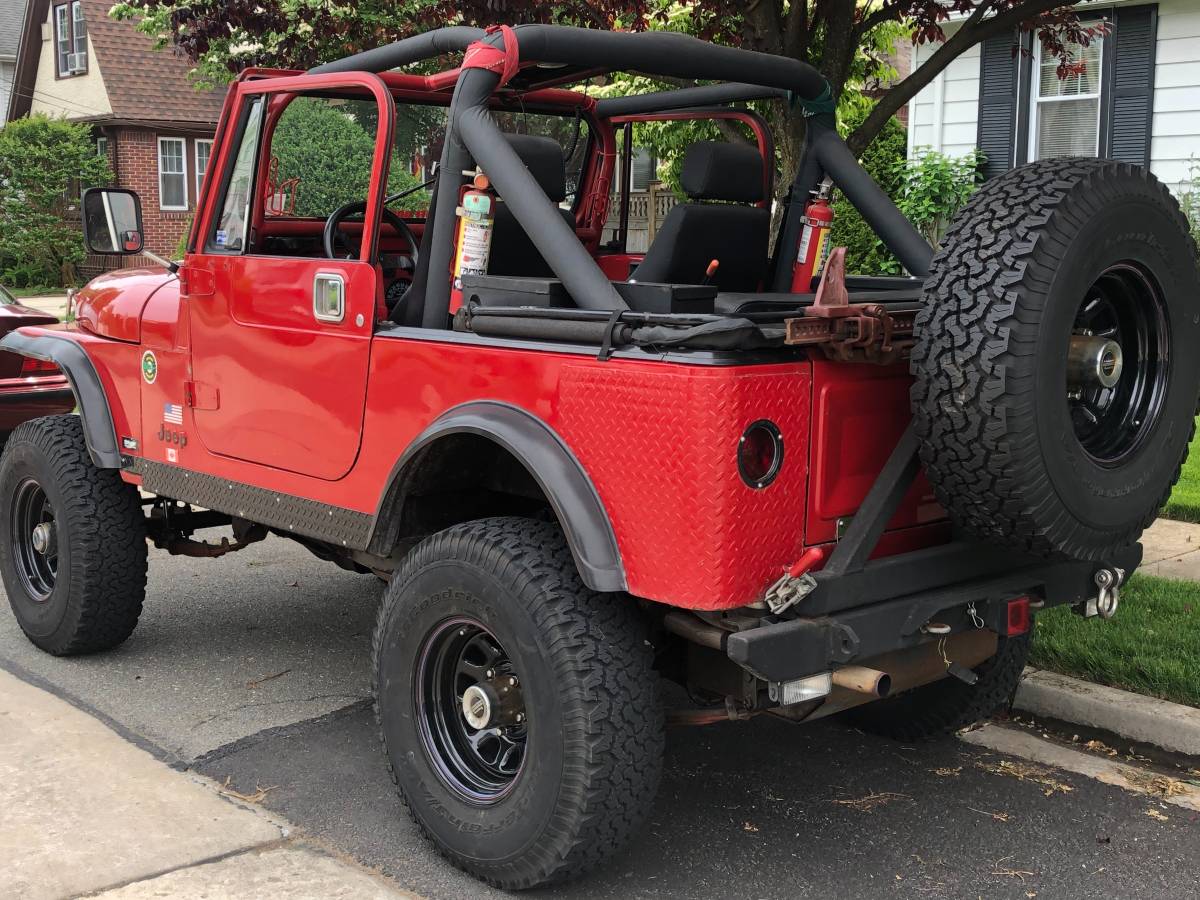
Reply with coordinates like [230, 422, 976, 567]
[0, 285, 74, 442]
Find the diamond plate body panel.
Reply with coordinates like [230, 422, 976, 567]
[557, 362, 811, 609]
[131, 458, 373, 549]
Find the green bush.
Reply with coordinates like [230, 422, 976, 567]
[829, 104, 907, 275]
[895, 147, 985, 249]
[0, 114, 112, 288]
[270, 98, 429, 219]
[1178, 159, 1200, 251]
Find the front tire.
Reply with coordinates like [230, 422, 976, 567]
[0, 415, 148, 655]
[372, 517, 663, 889]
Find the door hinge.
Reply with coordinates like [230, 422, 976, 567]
[178, 266, 215, 298]
[185, 381, 219, 410]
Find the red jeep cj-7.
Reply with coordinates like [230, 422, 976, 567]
[2, 24, 1198, 888]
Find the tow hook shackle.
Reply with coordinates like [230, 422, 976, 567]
[1077, 567, 1124, 619]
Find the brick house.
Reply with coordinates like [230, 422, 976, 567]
[5, 0, 223, 273]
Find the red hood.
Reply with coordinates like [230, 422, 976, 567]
[75, 268, 178, 343]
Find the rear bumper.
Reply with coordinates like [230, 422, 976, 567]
[726, 541, 1142, 683]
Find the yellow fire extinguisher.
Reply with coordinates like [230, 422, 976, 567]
[450, 170, 496, 314]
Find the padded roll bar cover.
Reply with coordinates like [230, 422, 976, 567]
[307, 25, 485, 74]
[493, 25, 829, 101]
[370, 400, 626, 592]
[0, 330, 121, 468]
[681, 141, 765, 203]
[452, 69, 628, 314]
[594, 83, 787, 118]
[502, 134, 567, 202]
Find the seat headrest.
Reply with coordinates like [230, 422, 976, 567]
[502, 134, 567, 203]
[680, 141, 765, 203]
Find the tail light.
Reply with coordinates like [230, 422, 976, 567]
[20, 357, 59, 376]
[1006, 597, 1032, 636]
[738, 420, 784, 489]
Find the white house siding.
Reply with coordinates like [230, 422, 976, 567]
[28, 5, 111, 120]
[1151, 0, 1200, 187]
[0, 59, 13, 125]
[907, 40, 981, 158]
[906, 0, 1200, 191]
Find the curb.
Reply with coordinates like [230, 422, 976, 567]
[1013, 667, 1200, 757]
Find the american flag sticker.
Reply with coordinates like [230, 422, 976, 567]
[163, 403, 184, 425]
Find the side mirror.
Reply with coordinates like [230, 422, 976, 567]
[82, 188, 145, 255]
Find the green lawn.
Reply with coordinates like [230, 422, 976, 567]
[1163, 417, 1200, 523]
[1030, 573, 1200, 708]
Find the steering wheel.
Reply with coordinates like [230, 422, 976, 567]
[323, 200, 418, 263]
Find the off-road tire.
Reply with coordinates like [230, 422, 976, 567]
[845, 630, 1032, 741]
[0, 415, 147, 655]
[911, 159, 1200, 560]
[372, 517, 663, 889]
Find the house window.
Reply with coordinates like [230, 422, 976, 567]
[54, 1, 87, 77]
[96, 137, 108, 158]
[1028, 31, 1104, 160]
[195, 140, 213, 197]
[157, 137, 188, 210]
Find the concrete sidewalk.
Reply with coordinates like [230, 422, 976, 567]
[0, 670, 414, 899]
[11, 294, 70, 319]
[1138, 516, 1200, 579]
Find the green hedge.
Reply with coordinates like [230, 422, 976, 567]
[828, 108, 907, 276]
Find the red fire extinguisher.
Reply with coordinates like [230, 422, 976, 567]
[449, 170, 496, 315]
[791, 178, 834, 293]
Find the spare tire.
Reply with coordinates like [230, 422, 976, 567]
[911, 159, 1200, 560]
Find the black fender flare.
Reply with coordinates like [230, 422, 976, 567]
[0, 331, 121, 468]
[370, 400, 626, 592]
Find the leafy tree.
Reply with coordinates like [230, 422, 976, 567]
[111, 0, 1102, 192]
[829, 95, 909, 274]
[269, 97, 430, 218]
[0, 115, 112, 288]
[894, 147, 985, 248]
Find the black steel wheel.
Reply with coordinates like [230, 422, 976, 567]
[0, 415, 147, 655]
[373, 517, 663, 889]
[415, 617, 527, 803]
[11, 477, 58, 601]
[912, 159, 1200, 560]
[1067, 264, 1170, 466]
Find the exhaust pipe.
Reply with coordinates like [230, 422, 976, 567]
[801, 629, 998, 722]
[662, 610, 725, 650]
[831, 665, 891, 698]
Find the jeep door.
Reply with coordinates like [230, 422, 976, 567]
[184, 74, 394, 480]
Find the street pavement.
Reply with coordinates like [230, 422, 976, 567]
[2, 533, 1199, 898]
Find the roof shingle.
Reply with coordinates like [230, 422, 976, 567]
[82, 0, 224, 126]
[1, 0, 26, 59]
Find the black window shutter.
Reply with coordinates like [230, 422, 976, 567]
[977, 31, 1021, 179]
[1103, 4, 1158, 166]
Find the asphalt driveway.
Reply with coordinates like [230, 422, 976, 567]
[2, 534, 1197, 899]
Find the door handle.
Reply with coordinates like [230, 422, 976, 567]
[313, 272, 346, 323]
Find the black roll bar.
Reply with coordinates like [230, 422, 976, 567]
[309, 26, 486, 75]
[594, 83, 788, 119]
[308, 24, 935, 324]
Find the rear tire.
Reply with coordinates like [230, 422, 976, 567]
[911, 159, 1200, 560]
[845, 630, 1032, 741]
[372, 516, 663, 889]
[0, 415, 147, 655]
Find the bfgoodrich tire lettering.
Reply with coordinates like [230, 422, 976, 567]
[372, 517, 663, 889]
[911, 159, 1200, 560]
[0, 415, 147, 655]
